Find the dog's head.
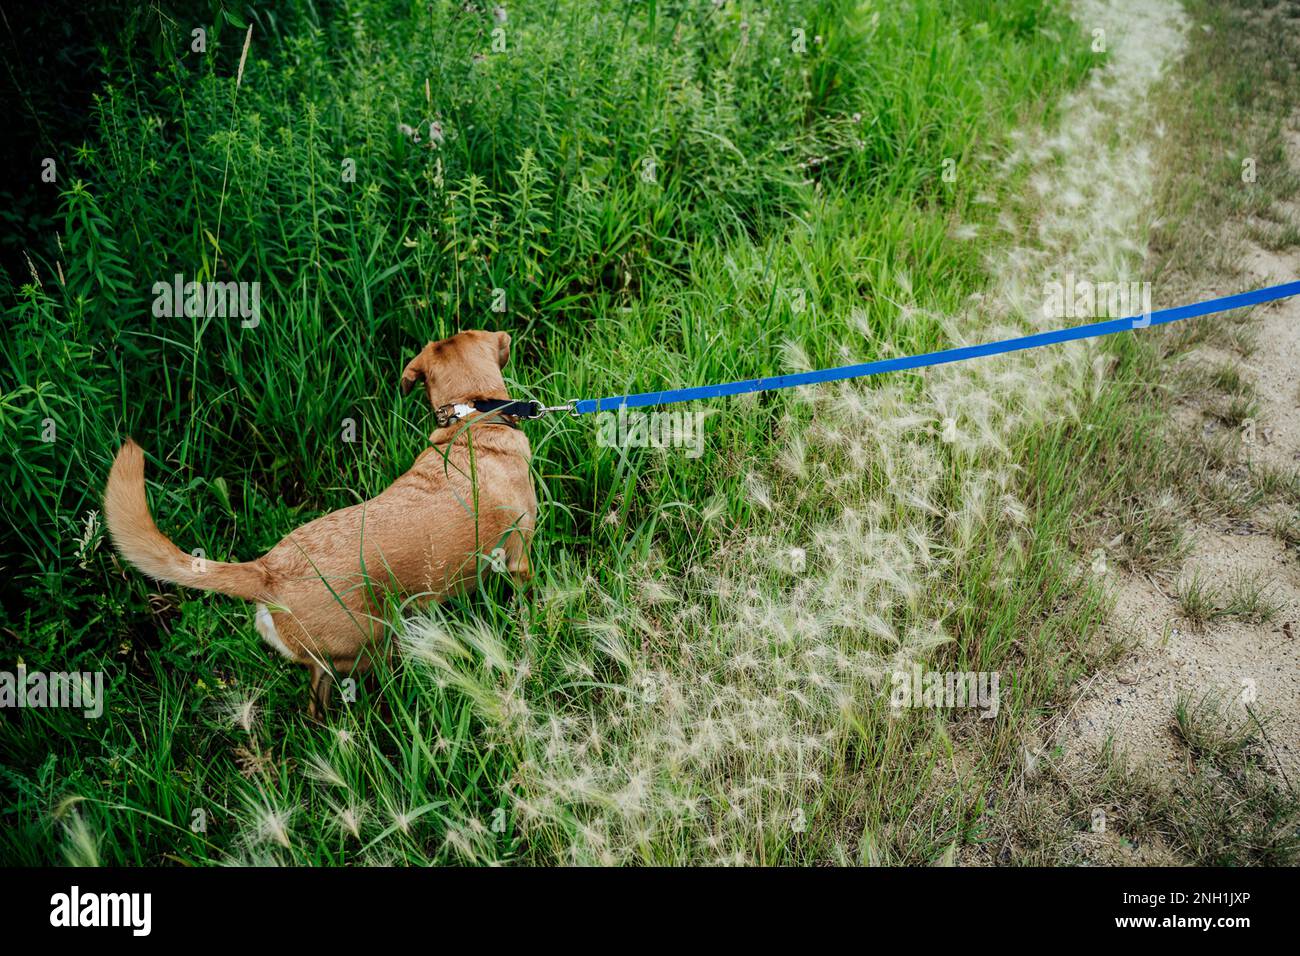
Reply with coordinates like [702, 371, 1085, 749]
[400, 330, 512, 408]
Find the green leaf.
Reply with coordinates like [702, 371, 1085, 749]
[210, 476, 234, 517]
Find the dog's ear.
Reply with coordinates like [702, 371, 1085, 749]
[400, 343, 434, 396]
[496, 331, 511, 369]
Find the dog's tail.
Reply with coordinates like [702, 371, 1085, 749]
[103, 439, 272, 601]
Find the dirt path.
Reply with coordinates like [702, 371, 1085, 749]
[1068, 240, 1300, 783]
[1065, 85, 1300, 797]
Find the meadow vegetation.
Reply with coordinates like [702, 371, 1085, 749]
[4, 0, 1235, 865]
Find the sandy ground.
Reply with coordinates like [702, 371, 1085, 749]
[1065, 223, 1300, 784]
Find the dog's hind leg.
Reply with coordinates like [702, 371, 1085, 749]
[308, 657, 363, 721]
[255, 603, 297, 660]
[308, 664, 334, 722]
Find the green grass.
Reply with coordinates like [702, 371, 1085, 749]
[1177, 570, 1282, 628]
[0, 0, 1122, 865]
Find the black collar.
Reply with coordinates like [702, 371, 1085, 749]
[433, 397, 545, 430]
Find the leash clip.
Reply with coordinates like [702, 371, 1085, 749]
[526, 400, 578, 419]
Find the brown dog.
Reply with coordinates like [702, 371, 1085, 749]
[103, 330, 537, 717]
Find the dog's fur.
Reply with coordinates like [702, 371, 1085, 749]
[103, 330, 537, 717]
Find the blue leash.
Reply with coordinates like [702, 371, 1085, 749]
[566, 280, 1300, 415]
